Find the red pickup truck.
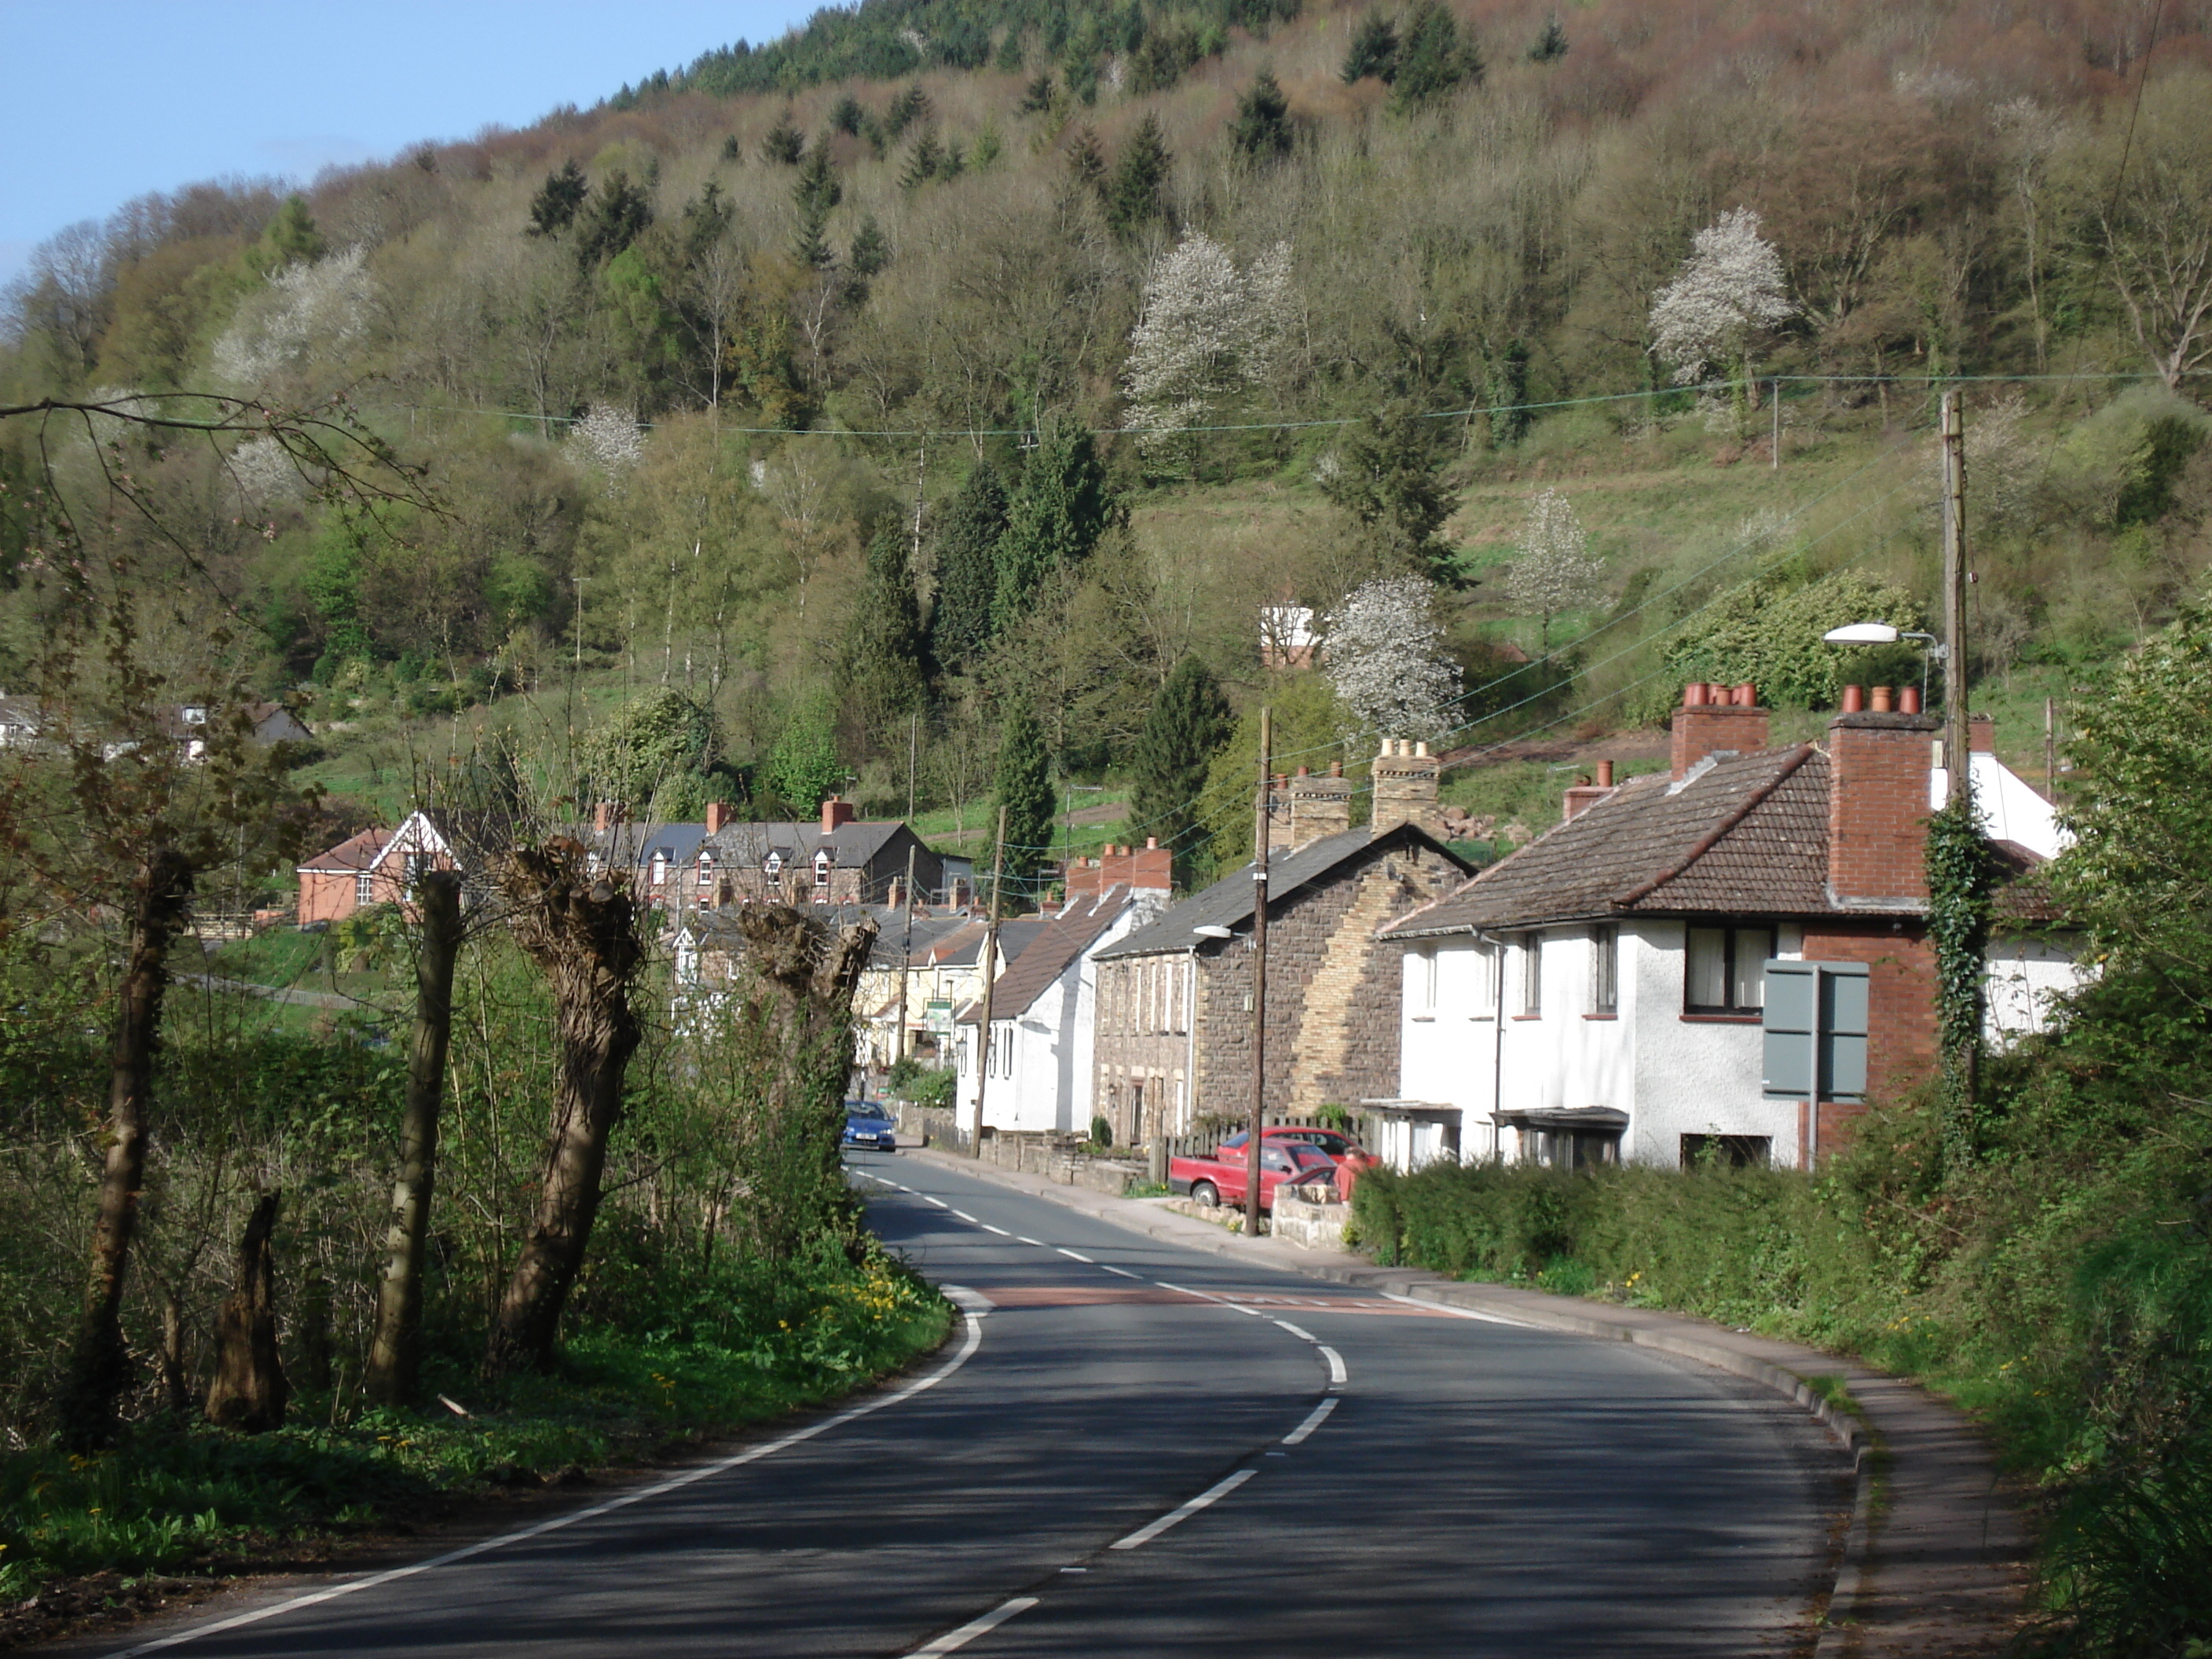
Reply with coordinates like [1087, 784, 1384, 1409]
[1170, 1138, 1338, 1211]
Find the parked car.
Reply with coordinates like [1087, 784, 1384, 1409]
[1170, 1139, 1337, 1211]
[842, 1101, 898, 1152]
[1216, 1125, 1370, 1165]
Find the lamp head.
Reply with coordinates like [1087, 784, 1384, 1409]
[1822, 621, 1900, 645]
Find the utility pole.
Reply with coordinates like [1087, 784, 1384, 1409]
[1245, 709, 1272, 1236]
[573, 577, 587, 674]
[969, 804, 1008, 1159]
[2044, 696, 2057, 803]
[892, 842, 917, 1083]
[1771, 379, 1781, 471]
[1939, 389, 1969, 804]
[907, 711, 919, 824]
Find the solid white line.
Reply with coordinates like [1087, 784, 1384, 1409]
[1271, 1319, 1317, 1342]
[1016, 1236, 1045, 1247]
[1101, 1265, 1139, 1279]
[952, 1210, 980, 1223]
[1110, 1469, 1258, 1550]
[1318, 1346, 1348, 1384]
[101, 1306, 992, 1659]
[981, 1224, 1011, 1236]
[903, 1596, 1040, 1656]
[1283, 1397, 1339, 1445]
[1056, 1248, 1093, 1263]
[1380, 1290, 1542, 1328]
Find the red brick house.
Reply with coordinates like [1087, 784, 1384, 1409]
[296, 810, 461, 925]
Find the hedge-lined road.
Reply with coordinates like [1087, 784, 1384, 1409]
[96, 1157, 1848, 1658]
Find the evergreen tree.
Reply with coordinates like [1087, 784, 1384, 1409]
[1529, 13, 1568, 61]
[843, 214, 891, 305]
[1320, 400, 1459, 584]
[842, 527, 928, 731]
[527, 161, 588, 237]
[994, 28, 1026, 72]
[994, 421, 1116, 634]
[720, 132, 744, 163]
[252, 196, 327, 274]
[994, 700, 1057, 891]
[761, 110, 806, 164]
[793, 145, 842, 268]
[1130, 656, 1232, 878]
[573, 170, 654, 269]
[1231, 71, 1296, 165]
[886, 83, 932, 137]
[1020, 72, 1057, 114]
[830, 93, 866, 135]
[1485, 339, 1530, 447]
[930, 461, 1010, 670]
[1105, 115, 1173, 238]
[900, 130, 946, 190]
[680, 180, 733, 261]
[1390, 0, 1482, 111]
[1066, 126, 1107, 192]
[1341, 9, 1400, 82]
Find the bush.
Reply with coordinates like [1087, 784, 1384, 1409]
[1090, 1115, 1113, 1148]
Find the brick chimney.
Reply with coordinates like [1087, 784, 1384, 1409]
[705, 800, 733, 835]
[1371, 739, 1443, 837]
[593, 800, 626, 833]
[1827, 707, 1940, 908]
[1969, 714, 1994, 753]
[1065, 839, 1174, 899]
[1287, 762, 1353, 847]
[820, 795, 855, 834]
[1670, 683, 1770, 779]
[1562, 759, 1617, 822]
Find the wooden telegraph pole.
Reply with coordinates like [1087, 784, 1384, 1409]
[1245, 709, 1272, 1236]
[968, 805, 1009, 1159]
[1939, 389, 1969, 804]
[892, 843, 917, 1081]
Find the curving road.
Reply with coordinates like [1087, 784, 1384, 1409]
[93, 1154, 1848, 1659]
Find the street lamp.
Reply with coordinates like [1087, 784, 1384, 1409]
[1822, 620, 1947, 705]
[1194, 925, 1233, 939]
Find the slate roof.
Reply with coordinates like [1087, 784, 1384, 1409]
[1098, 825, 1472, 961]
[298, 826, 390, 874]
[699, 819, 911, 869]
[959, 887, 1135, 1024]
[1382, 745, 1840, 936]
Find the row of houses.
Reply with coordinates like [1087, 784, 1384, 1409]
[952, 687, 2078, 1172]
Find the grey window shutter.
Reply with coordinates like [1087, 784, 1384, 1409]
[1763, 960, 1871, 1101]
[1763, 961, 1815, 1096]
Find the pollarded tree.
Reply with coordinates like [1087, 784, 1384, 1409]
[1324, 575, 1464, 744]
[1503, 488, 1605, 646]
[929, 461, 1009, 670]
[1648, 207, 1796, 426]
[1123, 233, 1295, 471]
[1129, 655, 1232, 878]
[994, 699, 1057, 892]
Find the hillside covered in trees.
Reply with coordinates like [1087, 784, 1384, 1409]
[4, 0, 2210, 862]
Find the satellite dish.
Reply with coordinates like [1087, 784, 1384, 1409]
[1193, 924, 1234, 939]
[1822, 621, 1900, 645]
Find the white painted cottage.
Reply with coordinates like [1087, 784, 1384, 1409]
[1376, 686, 2080, 1174]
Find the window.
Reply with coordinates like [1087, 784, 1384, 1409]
[764, 850, 782, 877]
[1518, 934, 1543, 1016]
[814, 850, 832, 888]
[1591, 925, 1618, 1014]
[1469, 945, 1496, 1017]
[355, 871, 374, 906]
[1411, 948, 1438, 1018]
[1685, 925, 1775, 1013]
[698, 854, 714, 889]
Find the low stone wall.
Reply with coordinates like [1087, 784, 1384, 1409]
[881, 1106, 1141, 1194]
[1271, 1183, 1350, 1251]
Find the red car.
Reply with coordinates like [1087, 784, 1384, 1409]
[1217, 1126, 1370, 1165]
[1170, 1139, 1338, 1211]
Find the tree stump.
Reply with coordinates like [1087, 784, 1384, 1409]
[205, 1192, 289, 1432]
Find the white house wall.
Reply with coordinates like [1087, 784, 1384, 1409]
[1985, 935, 2084, 1047]
[1622, 922, 1802, 1168]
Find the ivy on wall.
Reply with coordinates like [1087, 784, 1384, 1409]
[1925, 785, 1999, 1166]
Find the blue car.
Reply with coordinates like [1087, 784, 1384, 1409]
[842, 1101, 898, 1152]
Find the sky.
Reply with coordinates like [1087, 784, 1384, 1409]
[0, 1, 821, 288]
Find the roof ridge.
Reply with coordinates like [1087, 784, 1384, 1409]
[1611, 744, 1818, 910]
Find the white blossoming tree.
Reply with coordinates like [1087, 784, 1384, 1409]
[1324, 576, 1463, 744]
[1648, 207, 1795, 433]
[212, 246, 375, 387]
[1124, 232, 1296, 471]
[1503, 488, 1605, 646]
[571, 403, 646, 484]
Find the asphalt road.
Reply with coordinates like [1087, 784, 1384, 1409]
[96, 1155, 1849, 1659]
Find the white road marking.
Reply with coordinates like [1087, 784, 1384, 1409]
[923, 1196, 949, 1209]
[1101, 1265, 1140, 1279]
[951, 1210, 980, 1223]
[903, 1596, 1039, 1656]
[981, 1225, 1011, 1236]
[1111, 1469, 1258, 1550]
[1283, 1397, 1339, 1445]
[1271, 1320, 1317, 1342]
[1318, 1346, 1349, 1384]
[1380, 1290, 1541, 1328]
[100, 1305, 993, 1659]
[1056, 1248, 1093, 1263]
[1016, 1236, 1046, 1247]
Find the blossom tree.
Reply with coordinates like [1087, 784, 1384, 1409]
[1503, 488, 1605, 645]
[1324, 576, 1463, 743]
[212, 246, 375, 387]
[572, 403, 646, 484]
[1648, 207, 1795, 430]
[1123, 232, 1295, 471]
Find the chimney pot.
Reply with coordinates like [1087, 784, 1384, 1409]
[1683, 683, 1707, 708]
[1145, 837, 1158, 850]
[1596, 759, 1614, 786]
[1295, 765, 1309, 778]
[1734, 683, 1757, 707]
[1871, 686, 1895, 713]
[1900, 685, 1922, 715]
[1841, 684, 1866, 713]
[1328, 760, 1342, 778]
[1415, 740, 1430, 757]
[1671, 688, 1771, 779]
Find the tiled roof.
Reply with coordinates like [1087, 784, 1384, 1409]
[298, 826, 391, 874]
[1382, 745, 1839, 935]
[1099, 825, 1471, 961]
[959, 887, 1135, 1024]
[698, 819, 910, 867]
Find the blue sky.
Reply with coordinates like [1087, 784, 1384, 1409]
[0, 2, 819, 288]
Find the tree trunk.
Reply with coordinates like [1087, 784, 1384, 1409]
[60, 846, 193, 1451]
[484, 847, 644, 1379]
[205, 1192, 290, 1432]
[158, 1290, 192, 1416]
[366, 871, 463, 1406]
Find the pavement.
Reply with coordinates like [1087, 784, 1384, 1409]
[69, 1154, 1861, 1659]
[906, 1144, 2034, 1658]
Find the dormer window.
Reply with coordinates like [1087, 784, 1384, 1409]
[181, 705, 207, 726]
[651, 851, 668, 886]
[764, 851, 783, 877]
[698, 853, 714, 888]
[814, 849, 831, 888]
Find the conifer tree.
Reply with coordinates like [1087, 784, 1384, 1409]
[930, 461, 1009, 670]
[793, 145, 841, 268]
[1341, 9, 1400, 83]
[994, 699, 1057, 890]
[761, 110, 806, 164]
[527, 161, 589, 237]
[994, 421, 1115, 634]
[830, 93, 866, 135]
[1231, 71, 1296, 165]
[1130, 655, 1232, 877]
[1529, 14, 1569, 62]
[1106, 116, 1174, 239]
[1066, 126, 1107, 193]
[900, 130, 946, 190]
[253, 196, 327, 274]
[1320, 399, 1459, 583]
[1390, 0, 1482, 111]
[843, 526, 928, 729]
[573, 170, 653, 269]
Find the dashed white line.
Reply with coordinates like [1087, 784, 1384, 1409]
[1056, 1248, 1093, 1263]
[1110, 1469, 1258, 1550]
[1283, 1397, 1339, 1445]
[1318, 1345, 1349, 1384]
[980, 1224, 1011, 1236]
[902, 1596, 1039, 1656]
[1016, 1236, 1046, 1248]
[922, 1197, 949, 1209]
[1271, 1319, 1317, 1342]
[1101, 1265, 1140, 1279]
[951, 1210, 980, 1223]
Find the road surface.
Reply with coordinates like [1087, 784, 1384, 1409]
[94, 1154, 1848, 1658]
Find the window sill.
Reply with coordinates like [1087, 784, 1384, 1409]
[1583, 1013, 1619, 1021]
[1511, 1013, 1544, 1022]
[1680, 1013, 1762, 1024]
